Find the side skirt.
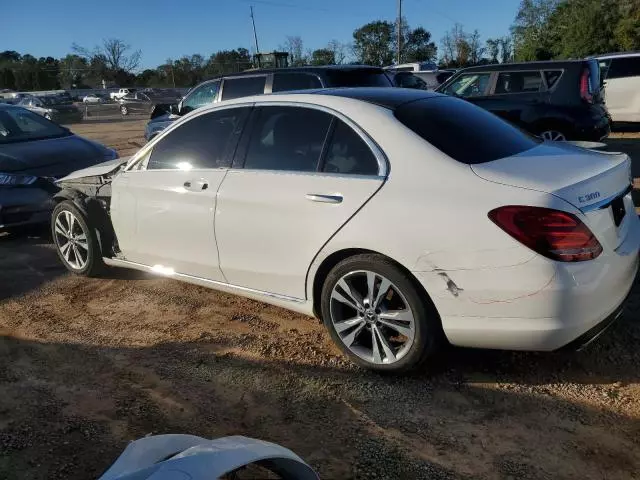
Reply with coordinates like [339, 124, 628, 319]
[102, 257, 314, 316]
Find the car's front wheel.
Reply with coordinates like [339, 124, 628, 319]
[120, 105, 128, 115]
[52, 201, 104, 276]
[44, 112, 52, 120]
[320, 254, 442, 372]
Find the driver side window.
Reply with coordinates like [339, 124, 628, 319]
[182, 81, 220, 111]
[146, 107, 250, 170]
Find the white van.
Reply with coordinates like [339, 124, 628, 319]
[596, 52, 640, 122]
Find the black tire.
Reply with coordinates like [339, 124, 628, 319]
[120, 105, 128, 115]
[51, 200, 104, 276]
[320, 253, 443, 373]
[44, 113, 52, 121]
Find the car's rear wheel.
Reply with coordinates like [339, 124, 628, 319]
[320, 254, 442, 372]
[52, 201, 103, 276]
[44, 112, 52, 121]
[120, 105, 128, 115]
[540, 129, 566, 141]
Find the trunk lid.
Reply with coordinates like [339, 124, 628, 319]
[472, 142, 632, 250]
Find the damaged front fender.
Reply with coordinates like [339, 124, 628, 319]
[53, 158, 128, 258]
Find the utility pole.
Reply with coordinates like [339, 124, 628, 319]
[396, 0, 402, 65]
[250, 6, 261, 67]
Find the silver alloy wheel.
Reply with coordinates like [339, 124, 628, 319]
[120, 105, 128, 115]
[329, 270, 416, 365]
[540, 130, 566, 141]
[54, 210, 89, 270]
[44, 113, 51, 120]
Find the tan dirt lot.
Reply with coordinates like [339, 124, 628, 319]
[1, 119, 640, 479]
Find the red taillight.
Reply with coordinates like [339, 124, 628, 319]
[580, 68, 593, 104]
[489, 206, 602, 262]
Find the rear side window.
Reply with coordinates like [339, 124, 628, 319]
[243, 106, 332, 172]
[394, 97, 540, 164]
[147, 108, 250, 170]
[324, 69, 392, 87]
[606, 57, 640, 79]
[272, 73, 322, 92]
[322, 120, 379, 175]
[494, 71, 543, 94]
[543, 70, 563, 89]
[221, 77, 266, 101]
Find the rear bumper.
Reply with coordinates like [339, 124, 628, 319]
[414, 214, 640, 351]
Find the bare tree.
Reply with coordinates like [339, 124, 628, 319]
[73, 38, 141, 73]
[327, 40, 347, 64]
[468, 30, 485, 65]
[440, 24, 471, 67]
[279, 36, 307, 66]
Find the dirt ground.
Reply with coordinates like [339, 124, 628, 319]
[1, 120, 640, 479]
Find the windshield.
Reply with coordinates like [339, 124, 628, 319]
[325, 69, 392, 87]
[0, 107, 70, 144]
[394, 96, 540, 164]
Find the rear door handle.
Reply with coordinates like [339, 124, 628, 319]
[184, 179, 209, 191]
[305, 193, 343, 204]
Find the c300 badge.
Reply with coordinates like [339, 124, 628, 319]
[578, 191, 601, 203]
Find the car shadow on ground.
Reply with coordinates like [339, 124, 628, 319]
[0, 231, 153, 300]
[0, 333, 638, 480]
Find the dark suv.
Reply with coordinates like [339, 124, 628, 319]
[436, 60, 610, 141]
[145, 65, 391, 140]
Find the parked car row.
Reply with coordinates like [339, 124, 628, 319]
[16, 95, 83, 123]
[144, 60, 612, 143]
[145, 65, 393, 140]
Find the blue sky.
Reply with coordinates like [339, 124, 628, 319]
[3, 0, 520, 69]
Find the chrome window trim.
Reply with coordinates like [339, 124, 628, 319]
[124, 102, 256, 172]
[241, 100, 389, 177]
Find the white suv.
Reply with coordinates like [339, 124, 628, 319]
[596, 52, 640, 122]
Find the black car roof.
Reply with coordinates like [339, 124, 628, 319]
[204, 64, 386, 82]
[458, 59, 590, 73]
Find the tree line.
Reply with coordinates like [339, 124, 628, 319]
[1, 0, 639, 91]
[512, 0, 640, 61]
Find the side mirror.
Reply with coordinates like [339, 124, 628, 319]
[179, 104, 194, 116]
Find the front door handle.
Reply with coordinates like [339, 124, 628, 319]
[305, 193, 343, 204]
[184, 179, 209, 191]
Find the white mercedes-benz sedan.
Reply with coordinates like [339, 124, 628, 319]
[51, 88, 640, 372]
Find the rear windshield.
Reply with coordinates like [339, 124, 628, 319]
[325, 69, 392, 87]
[394, 97, 540, 164]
